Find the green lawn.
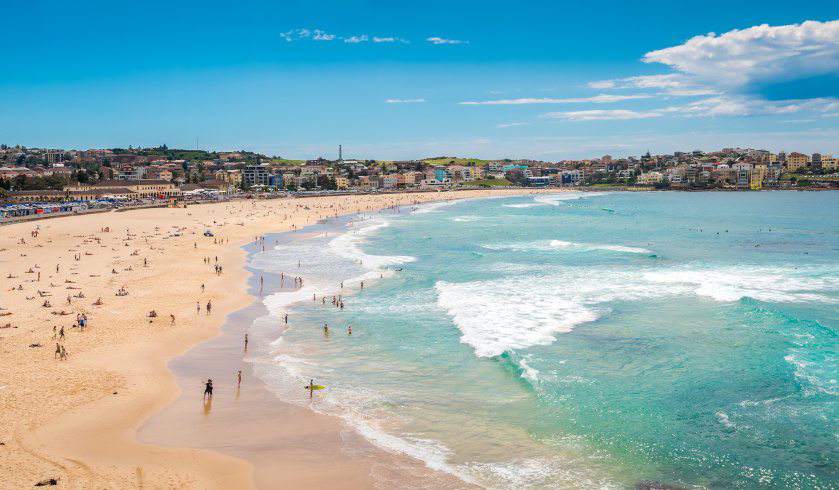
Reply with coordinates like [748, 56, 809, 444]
[468, 178, 513, 187]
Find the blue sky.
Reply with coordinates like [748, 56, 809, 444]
[1, 0, 837, 159]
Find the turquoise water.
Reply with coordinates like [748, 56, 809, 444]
[248, 192, 838, 488]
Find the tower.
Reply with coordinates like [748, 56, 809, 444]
[338, 145, 343, 162]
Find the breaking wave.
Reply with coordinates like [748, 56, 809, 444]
[435, 265, 838, 357]
[482, 239, 654, 255]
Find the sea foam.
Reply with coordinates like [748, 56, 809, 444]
[328, 218, 416, 271]
[435, 265, 838, 357]
[482, 239, 653, 255]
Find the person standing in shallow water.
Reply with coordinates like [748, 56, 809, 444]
[203, 378, 213, 399]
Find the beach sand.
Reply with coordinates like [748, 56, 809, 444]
[0, 190, 545, 489]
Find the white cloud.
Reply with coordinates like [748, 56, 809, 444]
[537, 95, 839, 120]
[667, 95, 839, 117]
[373, 36, 409, 44]
[664, 88, 721, 97]
[280, 29, 407, 45]
[642, 20, 839, 87]
[459, 94, 652, 105]
[344, 35, 369, 44]
[281, 28, 337, 42]
[496, 122, 529, 128]
[313, 30, 336, 41]
[588, 80, 616, 89]
[587, 74, 717, 96]
[426, 36, 467, 45]
[541, 109, 662, 121]
[385, 98, 427, 104]
[585, 20, 839, 121]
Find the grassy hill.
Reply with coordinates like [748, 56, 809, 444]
[269, 158, 307, 165]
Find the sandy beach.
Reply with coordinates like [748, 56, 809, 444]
[0, 189, 544, 489]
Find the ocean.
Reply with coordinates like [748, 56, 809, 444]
[246, 191, 838, 489]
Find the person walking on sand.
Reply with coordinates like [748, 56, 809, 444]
[170, 314, 176, 325]
[204, 378, 213, 399]
[196, 301, 201, 314]
[237, 370, 242, 386]
[206, 300, 212, 315]
[244, 333, 248, 350]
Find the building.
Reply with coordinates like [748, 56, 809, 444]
[379, 174, 398, 189]
[215, 169, 243, 186]
[433, 167, 450, 182]
[145, 168, 173, 181]
[0, 166, 33, 179]
[734, 165, 751, 189]
[636, 171, 663, 185]
[750, 165, 767, 190]
[243, 164, 272, 187]
[525, 176, 552, 187]
[786, 152, 809, 170]
[667, 166, 687, 185]
[560, 170, 582, 185]
[45, 151, 64, 164]
[115, 165, 146, 181]
[447, 165, 477, 182]
[64, 179, 178, 199]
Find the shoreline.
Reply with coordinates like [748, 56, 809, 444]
[139, 218, 471, 488]
[0, 189, 547, 488]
